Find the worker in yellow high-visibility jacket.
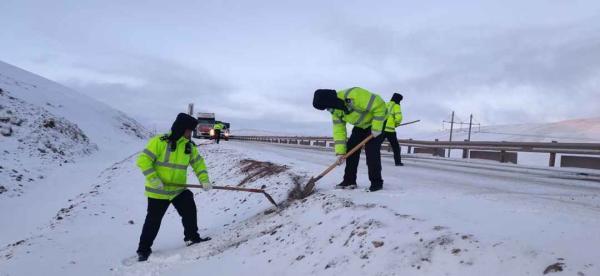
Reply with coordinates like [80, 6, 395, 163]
[213, 122, 224, 144]
[135, 113, 212, 262]
[313, 87, 387, 192]
[383, 93, 404, 166]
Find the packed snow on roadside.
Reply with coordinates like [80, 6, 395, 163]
[2, 140, 599, 276]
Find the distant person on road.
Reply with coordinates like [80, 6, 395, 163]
[384, 93, 404, 166]
[135, 113, 212, 262]
[213, 122, 224, 144]
[312, 87, 387, 192]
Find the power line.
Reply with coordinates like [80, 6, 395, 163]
[443, 113, 481, 158]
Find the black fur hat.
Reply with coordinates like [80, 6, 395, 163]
[313, 89, 347, 111]
[391, 93, 403, 104]
[172, 113, 198, 132]
[167, 113, 198, 149]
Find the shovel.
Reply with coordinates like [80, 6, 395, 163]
[398, 119, 420, 126]
[166, 183, 278, 207]
[303, 134, 374, 195]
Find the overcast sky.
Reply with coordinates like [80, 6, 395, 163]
[1, 0, 599, 136]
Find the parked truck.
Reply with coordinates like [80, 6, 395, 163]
[194, 112, 215, 139]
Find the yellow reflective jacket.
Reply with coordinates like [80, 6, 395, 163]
[213, 123, 224, 130]
[331, 87, 387, 154]
[384, 101, 403, 132]
[136, 134, 210, 200]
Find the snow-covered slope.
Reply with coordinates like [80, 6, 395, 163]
[409, 117, 600, 143]
[0, 60, 150, 196]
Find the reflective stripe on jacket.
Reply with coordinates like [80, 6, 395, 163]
[136, 134, 210, 200]
[331, 87, 387, 154]
[384, 101, 403, 132]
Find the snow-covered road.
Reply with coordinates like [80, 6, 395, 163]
[2, 141, 599, 276]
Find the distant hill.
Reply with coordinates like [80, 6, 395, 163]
[409, 117, 600, 143]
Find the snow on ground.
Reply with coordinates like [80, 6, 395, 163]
[2, 140, 599, 276]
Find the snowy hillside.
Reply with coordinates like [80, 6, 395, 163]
[409, 117, 600, 143]
[0, 60, 150, 196]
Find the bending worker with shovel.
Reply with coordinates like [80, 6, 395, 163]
[135, 113, 212, 262]
[312, 87, 387, 192]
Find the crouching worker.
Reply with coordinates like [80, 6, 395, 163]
[135, 113, 212, 262]
[313, 87, 387, 192]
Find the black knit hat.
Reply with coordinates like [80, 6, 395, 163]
[313, 89, 347, 111]
[391, 93, 403, 104]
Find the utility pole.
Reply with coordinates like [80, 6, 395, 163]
[187, 103, 194, 116]
[467, 114, 473, 141]
[448, 111, 455, 158]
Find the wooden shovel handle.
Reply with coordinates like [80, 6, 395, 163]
[166, 183, 264, 193]
[165, 183, 278, 207]
[314, 134, 374, 182]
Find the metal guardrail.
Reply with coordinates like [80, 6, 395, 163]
[229, 135, 600, 168]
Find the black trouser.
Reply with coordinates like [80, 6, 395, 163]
[214, 129, 221, 144]
[384, 131, 402, 165]
[343, 126, 385, 188]
[137, 189, 200, 253]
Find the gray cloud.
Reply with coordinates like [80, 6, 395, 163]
[324, 15, 600, 128]
[1, 0, 599, 137]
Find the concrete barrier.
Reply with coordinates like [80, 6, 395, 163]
[314, 141, 327, 147]
[469, 150, 518, 164]
[382, 144, 391, 152]
[299, 140, 311, 146]
[560, 155, 600, 170]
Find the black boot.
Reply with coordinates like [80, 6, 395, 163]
[366, 183, 383, 192]
[137, 250, 151, 262]
[185, 236, 211, 246]
[335, 181, 357, 190]
[395, 162, 404, 166]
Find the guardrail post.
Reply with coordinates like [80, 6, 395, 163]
[462, 139, 469, 159]
[549, 140, 557, 167]
[407, 138, 412, 154]
[500, 150, 507, 163]
[434, 139, 443, 158]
